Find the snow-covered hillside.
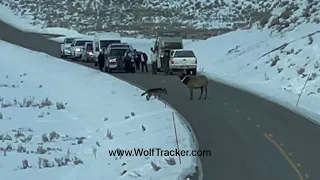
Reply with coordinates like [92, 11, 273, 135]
[4, 0, 319, 38]
[0, 40, 199, 179]
[188, 22, 320, 123]
[183, 0, 320, 123]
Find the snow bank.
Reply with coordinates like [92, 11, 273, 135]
[0, 40, 198, 179]
[38, 27, 83, 36]
[187, 23, 320, 123]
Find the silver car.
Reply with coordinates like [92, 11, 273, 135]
[70, 39, 93, 60]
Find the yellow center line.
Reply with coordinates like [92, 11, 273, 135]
[264, 133, 304, 180]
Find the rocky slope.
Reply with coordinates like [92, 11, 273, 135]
[1, 0, 319, 38]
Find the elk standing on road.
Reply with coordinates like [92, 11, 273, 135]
[178, 71, 208, 100]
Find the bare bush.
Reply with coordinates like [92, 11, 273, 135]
[308, 35, 314, 44]
[141, 125, 146, 131]
[106, 129, 113, 139]
[21, 159, 31, 169]
[49, 131, 60, 141]
[313, 17, 320, 23]
[17, 144, 27, 153]
[36, 146, 47, 154]
[40, 98, 53, 108]
[151, 161, 161, 171]
[42, 134, 49, 143]
[297, 67, 305, 75]
[314, 61, 319, 69]
[270, 55, 280, 67]
[56, 102, 65, 110]
[73, 157, 83, 165]
[165, 157, 176, 166]
[0, 112, 3, 120]
[120, 170, 127, 175]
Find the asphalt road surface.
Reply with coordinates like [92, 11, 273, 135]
[73, 62, 320, 180]
[1, 20, 320, 180]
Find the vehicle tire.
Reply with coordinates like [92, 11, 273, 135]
[191, 68, 197, 75]
[186, 69, 191, 75]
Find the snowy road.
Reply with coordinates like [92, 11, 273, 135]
[2, 19, 320, 180]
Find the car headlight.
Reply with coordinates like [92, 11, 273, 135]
[76, 48, 81, 52]
[88, 52, 93, 55]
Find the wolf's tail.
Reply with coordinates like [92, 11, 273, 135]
[141, 91, 147, 96]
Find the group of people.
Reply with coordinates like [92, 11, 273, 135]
[97, 47, 166, 75]
[133, 50, 149, 72]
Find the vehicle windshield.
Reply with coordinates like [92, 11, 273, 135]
[162, 42, 182, 49]
[76, 41, 92, 46]
[111, 44, 129, 49]
[100, 40, 121, 48]
[109, 48, 128, 57]
[65, 38, 75, 43]
[86, 44, 93, 50]
[174, 51, 195, 57]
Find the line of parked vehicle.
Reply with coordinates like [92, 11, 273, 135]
[60, 32, 136, 73]
[60, 31, 199, 75]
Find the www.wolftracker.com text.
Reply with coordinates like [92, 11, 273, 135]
[109, 148, 211, 157]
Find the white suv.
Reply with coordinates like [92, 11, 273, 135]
[61, 37, 78, 58]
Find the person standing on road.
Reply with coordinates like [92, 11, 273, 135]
[98, 49, 105, 72]
[150, 47, 157, 75]
[163, 50, 170, 75]
[140, 51, 148, 72]
[133, 49, 141, 70]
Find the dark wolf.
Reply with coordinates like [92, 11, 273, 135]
[141, 88, 168, 101]
[178, 71, 208, 100]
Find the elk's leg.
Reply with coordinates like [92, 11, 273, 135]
[199, 87, 203, 100]
[204, 86, 207, 100]
[190, 89, 193, 100]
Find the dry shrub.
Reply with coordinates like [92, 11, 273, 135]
[297, 67, 305, 75]
[151, 161, 161, 171]
[165, 157, 176, 166]
[106, 129, 113, 139]
[313, 17, 320, 23]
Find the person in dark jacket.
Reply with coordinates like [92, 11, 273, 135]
[140, 51, 148, 72]
[98, 50, 105, 72]
[124, 50, 133, 72]
[163, 50, 170, 75]
[133, 49, 141, 70]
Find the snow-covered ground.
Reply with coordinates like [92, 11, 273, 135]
[0, 40, 199, 179]
[187, 23, 320, 123]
